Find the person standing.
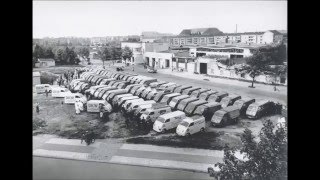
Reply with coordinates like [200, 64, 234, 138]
[45, 89, 48, 97]
[36, 103, 40, 114]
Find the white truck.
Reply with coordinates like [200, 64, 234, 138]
[176, 115, 205, 136]
[153, 111, 186, 133]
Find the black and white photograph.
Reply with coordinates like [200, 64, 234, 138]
[33, 0, 287, 179]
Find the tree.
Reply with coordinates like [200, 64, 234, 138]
[100, 47, 112, 66]
[77, 47, 90, 59]
[210, 120, 287, 180]
[33, 44, 44, 59]
[237, 50, 270, 88]
[110, 46, 122, 60]
[122, 46, 133, 63]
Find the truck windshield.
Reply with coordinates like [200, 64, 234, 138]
[233, 101, 243, 107]
[247, 105, 258, 112]
[179, 121, 189, 127]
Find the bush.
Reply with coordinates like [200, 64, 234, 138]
[33, 118, 46, 130]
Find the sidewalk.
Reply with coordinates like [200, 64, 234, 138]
[33, 135, 225, 172]
[157, 68, 287, 96]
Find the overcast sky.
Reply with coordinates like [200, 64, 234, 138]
[33, 1, 287, 38]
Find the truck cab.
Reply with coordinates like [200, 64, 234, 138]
[211, 105, 240, 127]
[176, 115, 206, 136]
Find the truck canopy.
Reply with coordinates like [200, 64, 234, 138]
[184, 100, 208, 115]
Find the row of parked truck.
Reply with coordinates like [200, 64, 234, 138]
[66, 67, 282, 136]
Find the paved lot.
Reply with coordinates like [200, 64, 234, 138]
[33, 156, 212, 180]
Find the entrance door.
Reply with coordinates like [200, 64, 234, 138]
[200, 63, 207, 74]
[152, 58, 155, 68]
[166, 59, 170, 68]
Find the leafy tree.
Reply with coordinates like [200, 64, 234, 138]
[77, 47, 90, 59]
[237, 50, 270, 88]
[122, 46, 133, 63]
[43, 47, 55, 59]
[210, 120, 287, 180]
[111, 46, 122, 60]
[100, 47, 112, 66]
[33, 44, 44, 59]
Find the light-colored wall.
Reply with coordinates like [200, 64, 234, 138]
[33, 76, 41, 85]
[144, 52, 173, 68]
[262, 31, 274, 44]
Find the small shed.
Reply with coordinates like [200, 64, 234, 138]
[33, 71, 41, 85]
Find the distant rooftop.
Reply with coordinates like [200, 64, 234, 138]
[179, 27, 224, 36]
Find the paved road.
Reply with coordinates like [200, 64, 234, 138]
[33, 156, 212, 180]
[119, 64, 287, 105]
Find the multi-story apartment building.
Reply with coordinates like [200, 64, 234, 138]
[168, 28, 286, 47]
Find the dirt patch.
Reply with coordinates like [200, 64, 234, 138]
[126, 130, 242, 150]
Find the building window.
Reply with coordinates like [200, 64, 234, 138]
[174, 38, 179, 46]
[200, 37, 206, 44]
[208, 37, 214, 44]
[186, 38, 192, 45]
[170, 39, 174, 45]
[180, 38, 185, 45]
[193, 37, 199, 44]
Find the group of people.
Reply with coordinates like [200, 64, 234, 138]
[81, 131, 95, 145]
[57, 69, 83, 87]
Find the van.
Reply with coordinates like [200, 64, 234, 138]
[86, 100, 113, 119]
[177, 97, 199, 112]
[169, 95, 189, 109]
[99, 78, 116, 85]
[108, 80, 118, 87]
[91, 87, 113, 99]
[140, 105, 172, 125]
[133, 104, 154, 117]
[130, 85, 143, 94]
[174, 85, 193, 93]
[168, 85, 181, 93]
[211, 106, 240, 127]
[139, 78, 157, 86]
[158, 82, 177, 90]
[97, 87, 118, 99]
[117, 82, 130, 89]
[35, 84, 51, 94]
[233, 98, 255, 115]
[112, 93, 132, 107]
[125, 84, 141, 93]
[111, 81, 125, 88]
[122, 98, 145, 112]
[184, 100, 208, 116]
[79, 83, 91, 94]
[207, 92, 229, 102]
[153, 91, 172, 102]
[64, 93, 87, 104]
[246, 100, 275, 119]
[220, 95, 241, 108]
[88, 85, 110, 96]
[127, 100, 156, 114]
[106, 89, 128, 102]
[181, 87, 201, 95]
[190, 89, 211, 98]
[160, 93, 181, 104]
[96, 77, 109, 85]
[141, 88, 153, 99]
[149, 81, 167, 88]
[193, 102, 222, 121]
[153, 111, 186, 133]
[146, 91, 158, 100]
[199, 90, 218, 101]
[134, 86, 147, 96]
[176, 115, 206, 136]
[117, 96, 140, 108]
[51, 87, 71, 98]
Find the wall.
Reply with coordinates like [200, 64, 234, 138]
[144, 52, 173, 68]
[142, 42, 169, 53]
[33, 76, 41, 85]
[262, 31, 274, 44]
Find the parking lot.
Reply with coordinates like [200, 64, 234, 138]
[33, 65, 284, 150]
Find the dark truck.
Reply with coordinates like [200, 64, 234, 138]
[169, 95, 190, 110]
[173, 85, 192, 93]
[177, 97, 199, 112]
[207, 92, 229, 102]
[193, 102, 222, 121]
[181, 87, 201, 96]
[160, 93, 181, 104]
[233, 97, 255, 116]
[184, 100, 208, 116]
[199, 90, 218, 101]
[190, 88, 211, 98]
[211, 105, 240, 127]
[220, 94, 241, 108]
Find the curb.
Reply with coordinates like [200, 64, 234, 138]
[33, 154, 208, 173]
